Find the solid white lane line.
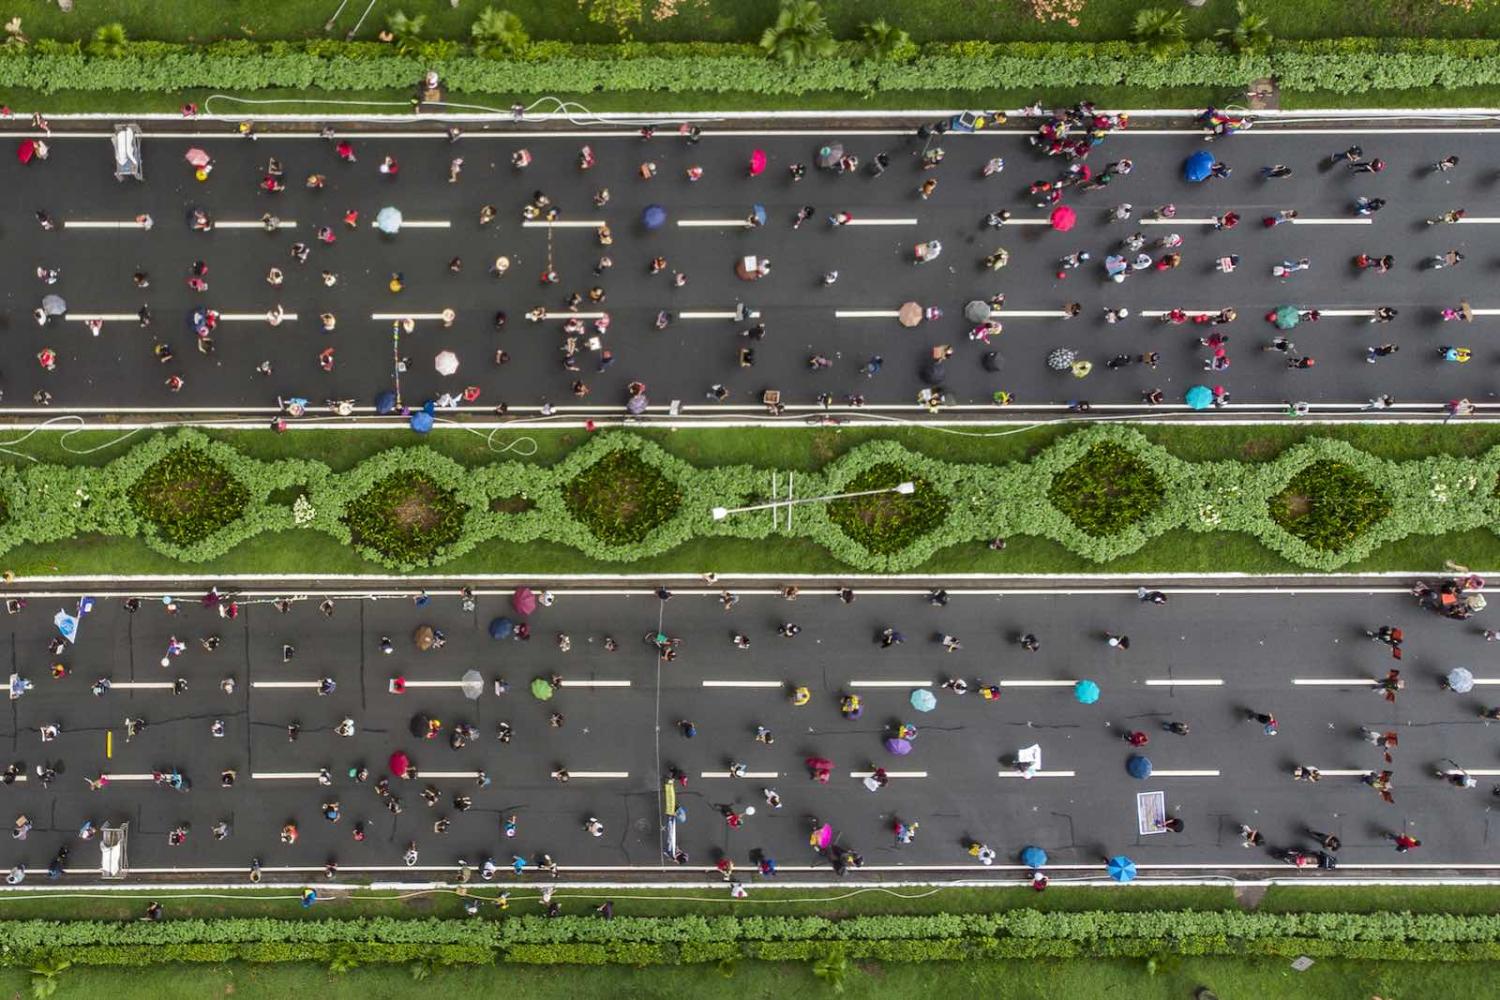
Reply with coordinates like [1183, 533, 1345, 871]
[1469, 309, 1500, 317]
[107, 681, 175, 690]
[997, 679, 1076, 687]
[1452, 218, 1500, 224]
[400, 680, 470, 688]
[1443, 769, 1500, 776]
[61, 221, 155, 230]
[1151, 770, 1221, 777]
[680, 310, 761, 319]
[1311, 769, 1376, 777]
[1144, 679, 1225, 686]
[1001, 219, 1052, 226]
[220, 313, 298, 322]
[251, 681, 321, 689]
[567, 771, 631, 779]
[252, 772, 323, 780]
[521, 220, 605, 228]
[677, 219, 753, 228]
[997, 310, 1072, 318]
[849, 680, 931, 688]
[850, 770, 927, 778]
[1139, 218, 1219, 225]
[98, 774, 158, 781]
[835, 310, 900, 318]
[370, 220, 450, 229]
[67, 314, 138, 322]
[1310, 310, 1375, 317]
[554, 679, 632, 688]
[701, 680, 783, 688]
[216, 220, 298, 229]
[1294, 678, 1378, 686]
[700, 771, 777, 779]
[370, 313, 453, 321]
[997, 770, 1076, 778]
[843, 218, 919, 226]
[539, 311, 607, 320]
[1289, 218, 1372, 225]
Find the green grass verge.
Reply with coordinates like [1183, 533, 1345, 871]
[5, 955, 1493, 1000]
[4, 423, 1499, 576]
[6, 0, 1500, 45]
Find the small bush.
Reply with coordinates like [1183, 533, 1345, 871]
[126, 448, 249, 546]
[562, 449, 682, 544]
[1048, 443, 1165, 537]
[343, 471, 465, 564]
[827, 464, 947, 555]
[1269, 460, 1392, 552]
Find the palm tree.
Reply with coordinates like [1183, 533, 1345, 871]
[857, 18, 913, 62]
[385, 10, 426, 55]
[759, 0, 836, 67]
[1216, 1, 1272, 55]
[471, 7, 529, 57]
[87, 22, 127, 58]
[811, 948, 850, 993]
[1132, 7, 1188, 58]
[28, 956, 70, 1000]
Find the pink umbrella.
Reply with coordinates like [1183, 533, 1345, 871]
[184, 147, 211, 168]
[1050, 205, 1077, 231]
[511, 586, 537, 617]
[388, 750, 411, 777]
[748, 149, 767, 176]
[810, 823, 834, 850]
[16, 139, 34, 164]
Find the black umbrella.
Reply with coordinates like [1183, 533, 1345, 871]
[921, 359, 946, 385]
[409, 713, 432, 738]
[982, 351, 1003, 372]
[816, 142, 844, 169]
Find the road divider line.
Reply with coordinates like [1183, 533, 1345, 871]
[996, 310, 1072, 318]
[1151, 769, 1222, 777]
[701, 680, 784, 688]
[843, 218, 918, 226]
[850, 770, 927, 778]
[835, 310, 900, 318]
[371, 220, 449, 229]
[251, 681, 321, 689]
[521, 220, 606, 228]
[1309, 769, 1375, 777]
[1309, 310, 1375, 317]
[67, 315, 138, 322]
[1294, 678, 1377, 686]
[1444, 768, 1500, 776]
[680, 310, 762, 320]
[405, 771, 485, 779]
[219, 313, 298, 322]
[998, 679, 1077, 688]
[700, 770, 778, 779]
[555, 679, 632, 688]
[849, 680, 931, 688]
[1139, 218, 1219, 225]
[400, 680, 471, 688]
[1000, 219, 1053, 226]
[567, 771, 630, 779]
[1452, 218, 1500, 224]
[1144, 679, 1225, 687]
[997, 770, 1075, 778]
[107, 681, 175, 690]
[1469, 310, 1500, 317]
[252, 772, 323, 780]
[1289, 218, 1372, 225]
[216, 220, 298, 229]
[62, 221, 156, 230]
[98, 774, 158, 781]
[371, 313, 453, 321]
[677, 219, 754, 228]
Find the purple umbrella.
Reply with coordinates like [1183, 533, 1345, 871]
[883, 737, 913, 756]
[511, 587, 537, 617]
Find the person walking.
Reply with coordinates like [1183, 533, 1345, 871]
[1248, 710, 1277, 735]
[1385, 832, 1421, 853]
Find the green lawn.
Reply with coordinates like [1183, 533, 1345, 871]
[2, 423, 1497, 577]
[7, 956, 1495, 1000]
[7, 0, 1500, 44]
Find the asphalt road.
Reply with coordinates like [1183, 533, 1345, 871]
[2, 584, 1499, 883]
[5, 123, 1500, 419]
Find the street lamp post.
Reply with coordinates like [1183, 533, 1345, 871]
[711, 482, 915, 521]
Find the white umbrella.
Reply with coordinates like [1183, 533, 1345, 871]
[434, 350, 459, 376]
[1447, 667, 1475, 693]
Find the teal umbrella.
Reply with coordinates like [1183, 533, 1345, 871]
[1019, 845, 1048, 869]
[1272, 305, 1300, 330]
[1074, 679, 1100, 704]
[910, 689, 937, 713]
[1185, 385, 1213, 410]
[375, 206, 403, 235]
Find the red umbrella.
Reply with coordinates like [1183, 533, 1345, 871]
[16, 139, 34, 164]
[1050, 205, 1077, 231]
[388, 750, 411, 777]
[748, 149, 767, 176]
[511, 586, 537, 617]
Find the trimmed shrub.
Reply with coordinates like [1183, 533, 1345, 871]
[342, 471, 466, 565]
[562, 448, 683, 545]
[1047, 442, 1166, 538]
[126, 447, 249, 547]
[826, 464, 947, 555]
[1269, 459, 1393, 553]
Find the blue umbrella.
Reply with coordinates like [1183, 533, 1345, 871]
[374, 390, 397, 415]
[1107, 855, 1137, 883]
[1073, 679, 1100, 704]
[1126, 754, 1153, 780]
[1019, 846, 1048, 869]
[1183, 150, 1215, 183]
[1184, 385, 1213, 410]
[375, 206, 403, 235]
[910, 689, 937, 713]
[488, 617, 514, 640]
[642, 204, 667, 230]
[750, 203, 767, 226]
[409, 410, 434, 433]
[883, 737, 913, 756]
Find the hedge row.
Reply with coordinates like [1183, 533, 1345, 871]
[1, 37, 1500, 95]
[10, 911, 1500, 967]
[0, 426, 1491, 571]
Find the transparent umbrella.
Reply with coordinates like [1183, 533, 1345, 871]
[460, 670, 484, 700]
[41, 294, 67, 316]
[1446, 667, 1476, 693]
[1047, 347, 1077, 371]
[375, 206, 403, 235]
[434, 351, 460, 376]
